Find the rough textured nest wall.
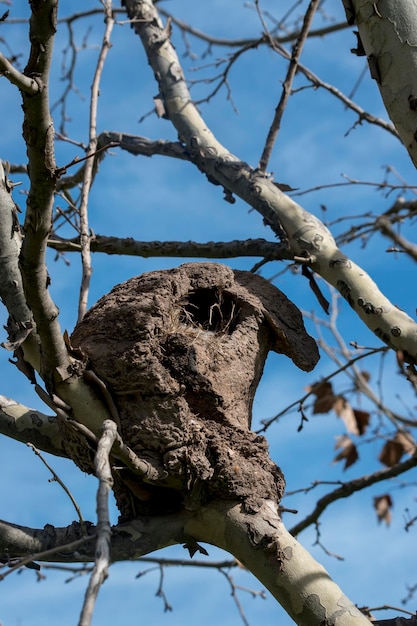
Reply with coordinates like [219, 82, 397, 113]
[71, 262, 319, 519]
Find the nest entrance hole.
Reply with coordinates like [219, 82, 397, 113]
[179, 288, 239, 335]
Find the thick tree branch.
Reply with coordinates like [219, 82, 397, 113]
[122, 0, 417, 362]
[48, 235, 293, 261]
[0, 161, 35, 351]
[0, 500, 371, 625]
[18, 0, 69, 380]
[186, 499, 371, 625]
[0, 513, 191, 564]
[352, 0, 417, 168]
[3, 1, 113, 438]
[0, 394, 65, 457]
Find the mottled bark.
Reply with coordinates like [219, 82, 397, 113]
[350, 0, 417, 168]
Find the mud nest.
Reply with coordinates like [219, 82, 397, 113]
[71, 262, 319, 519]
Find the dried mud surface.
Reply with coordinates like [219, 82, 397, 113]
[71, 262, 319, 518]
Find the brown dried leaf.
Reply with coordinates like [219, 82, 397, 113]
[333, 435, 359, 470]
[353, 408, 370, 435]
[373, 494, 393, 525]
[333, 396, 359, 435]
[308, 381, 336, 414]
[394, 431, 416, 456]
[359, 370, 371, 383]
[379, 438, 404, 467]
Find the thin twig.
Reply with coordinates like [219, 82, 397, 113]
[83, 369, 121, 430]
[289, 453, 417, 536]
[27, 443, 86, 534]
[78, 2, 115, 322]
[257, 346, 387, 432]
[258, 0, 320, 171]
[159, 8, 349, 48]
[304, 291, 417, 428]
[378, 218, 417, 262]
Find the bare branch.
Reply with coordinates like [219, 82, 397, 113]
[77, 2, 115, 322]
[0, 161, 35, 351]
[18, 0, 70, 380]
[27, 443, 86, 532]
[0, 394, 65, 457]
[276, 47, 398, 139]
[0, 533, 96, 581]
[258, 345, 388, 432]
[97, 131, 189, 160]
[289, 453, 417, 536]
[0, 51, 39, 93]
[159, 8, 349, 48]
[0, 513, 191, 564]
[258, 0, 321, 171]
[378, 218, 417, 262]
[48, 235, 293, 261]
[79, 419, 117, 626]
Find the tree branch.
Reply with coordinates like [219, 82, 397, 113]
[48, 235, 293, 261]
[97, 131, 190, 160]
[0, 161, 35, 351]
[158, 8, 349, 48]
[79, 419, 116, 626]
[4, 1, 113, 439]
[258, 0, 321, 171]
[186, 499, 371, 625]
[378, 218, 417, 262]
[352, 0, 417, 167]
[0, 499, 372, 624]
[18, 0, 70, 381]
[0, 513, 191, 564]
[0, 394, 65, 457]
[77, 2, 115, 322]
[122, 0, 417, 362]
[289, 453, 417, 536]
[0, 51, 40, 94]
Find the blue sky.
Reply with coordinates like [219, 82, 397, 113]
[1, 1, 417, 625]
